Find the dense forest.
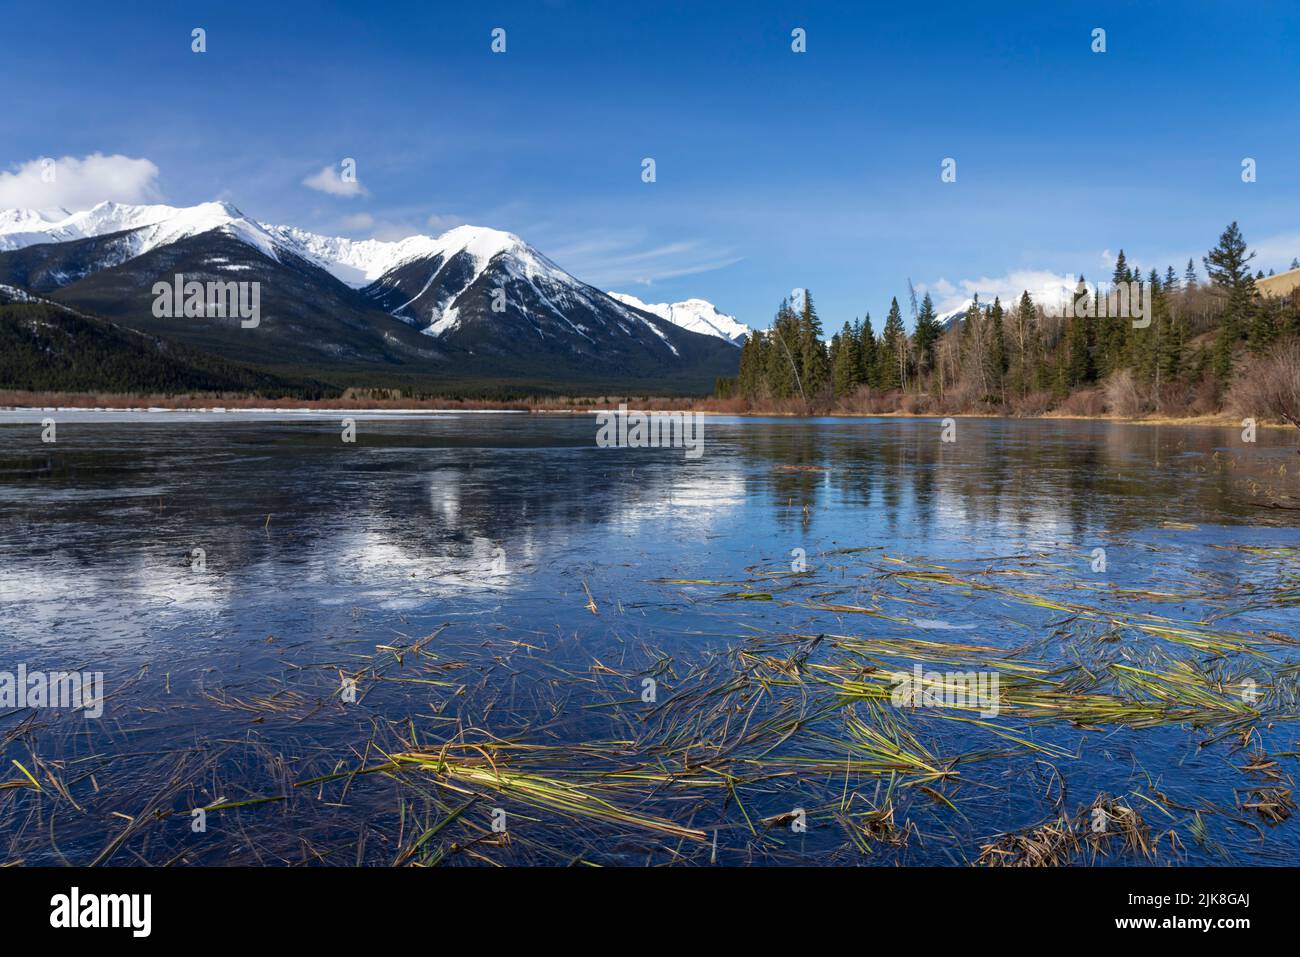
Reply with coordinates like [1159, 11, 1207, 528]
[719, 223, 1300, 425]
[0, 302, 331, 398]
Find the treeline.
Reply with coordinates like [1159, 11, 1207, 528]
[0, 302, 333, 398]
[717, 223, 1300, 419]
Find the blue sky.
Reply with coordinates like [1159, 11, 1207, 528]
[4, 0, 1300, 329]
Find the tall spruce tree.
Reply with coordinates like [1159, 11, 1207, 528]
[766, 299, 802, 399]
[987, 296, 1007, 399]
[857, 313, 879, 388]
[912, 292, 941, 388]
[797, 290, 829, 398]
[879, 298, 907, 390]
[831, 320, 861, 397]
[1204, 222, 1257, 380]
[1112, 250, 1130, 286]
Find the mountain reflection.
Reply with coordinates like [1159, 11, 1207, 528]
[0, 414, 1295, 648]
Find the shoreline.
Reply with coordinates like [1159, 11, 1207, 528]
[0, 402, 1293, 430]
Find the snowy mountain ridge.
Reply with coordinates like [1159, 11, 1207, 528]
[0, 200, 746, 345]
[608, 292, 749, 345]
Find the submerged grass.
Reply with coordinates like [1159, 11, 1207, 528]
[2, 543, 1297, 866]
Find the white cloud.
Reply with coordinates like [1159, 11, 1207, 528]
[918, 269, 1079, 319]
[1247, 231, 1300, 272]
[426, 212, 465, 231]
[546, 230, 742, 286]
[369, 221, 424, 241]
[339, 212, 375, 231]
[0, 153, 161, 210]
[302, 164, 367, 198]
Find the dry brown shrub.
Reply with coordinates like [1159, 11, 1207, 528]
[1058, 387, 1106, 417]
[1103, 369, 1147, 417]
[1227, 339, 1300, 428]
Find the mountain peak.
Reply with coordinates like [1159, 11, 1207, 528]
[608, 292, 749, 345]
[0, 197, 744, 389]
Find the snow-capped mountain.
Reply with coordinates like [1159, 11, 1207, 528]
[258, 224, 443, 287]
[937, 302, 973, 329]
[359, 225, 716, 367]
[0, 200, 741, 390]
[607, 293, 749, 345]
[0, 201, 284, 260]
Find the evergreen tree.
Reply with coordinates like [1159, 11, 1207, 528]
[986, 296, 1007, 399]
[797, 290, 830, 397]
[831, 320, 862, 397]
[1204, 222, 1257, 290]
[879, 298, 907, 390]
[1066, 315, 1093, 387]
[1158, 284, 1184, 385]
[857, 313, 879, 388]
[1132, 269, 1160, 383]
[1112, 250, 1131, 286]
[912, 292, 941, 386]
[766, 300, 802, 399]
[1204, 222, 1257, 379]
[737, 330, 761, 397]
[1184, 258, 1198, 289]
[959, 294, 980, 364]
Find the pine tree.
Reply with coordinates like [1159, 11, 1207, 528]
[831, 321, 862, 397]
[1204, 222, 1257, 379]
[1112, 250, 1130, 286]
[766, 300, 802, 399]
[1159, 285, 1183, 385]
[737, 330, 761, 397]
[797, 290, 829, 398]
[879, 298, 907, 390]
[857, 313, 879, 388]
[1204, 222, 1256, 290]
[959, 294, 979, 364]
[1132, 269, 1160, 383]
[986, 296, 1007, 400]
[1184, 259, 1198, 289]
[912, 292, 941, 387]
[1067, 315, 1093, 387]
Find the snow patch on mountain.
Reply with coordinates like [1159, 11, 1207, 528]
[608, 293, 749, 345]
[259, 225, 442, 286]
[0, 200, 285, 263]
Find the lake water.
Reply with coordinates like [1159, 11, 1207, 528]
[1, 412, 1297, 865]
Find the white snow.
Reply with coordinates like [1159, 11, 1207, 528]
[0, 199, 737, 358]
[0, 200, 284, 263]
[608, 292, 749, 344]
[259, 225, 442, 286]
[0, 283, 39, 303]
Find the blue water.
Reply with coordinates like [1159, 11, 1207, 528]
[0, 412, 1296, 865]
